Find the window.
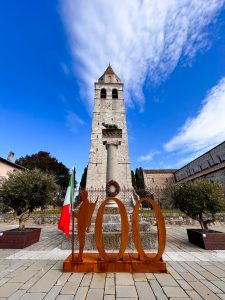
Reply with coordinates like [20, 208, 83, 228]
[101, 88, 107, 98]
[112, 89, 118, 99]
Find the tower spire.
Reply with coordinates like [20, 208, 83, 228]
[98, 64, 121, 83]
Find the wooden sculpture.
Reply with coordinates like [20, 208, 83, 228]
[63, 195, 167, 273]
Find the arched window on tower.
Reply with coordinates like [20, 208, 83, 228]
[112, 89, 118, 99]
[101, 88, 107, 98]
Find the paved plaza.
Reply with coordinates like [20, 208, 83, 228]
[0, 224, 225, 299]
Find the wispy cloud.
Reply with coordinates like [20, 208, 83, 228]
[60, 0, 224, 108]
[137, 150, 160, 162]
[65, 110, 85, 133]
[165, 77, 225, 154]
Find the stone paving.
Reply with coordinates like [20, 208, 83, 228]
[0, 224, 225, 299]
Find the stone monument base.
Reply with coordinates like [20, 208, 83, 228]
[61, 231, 157, 251]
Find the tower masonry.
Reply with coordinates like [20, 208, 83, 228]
[86, 65, 132, 190]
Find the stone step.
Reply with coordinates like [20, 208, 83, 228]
[90, 213, 154, 223]
[61, 231, 157, 251]
[74, 221, 151, 232]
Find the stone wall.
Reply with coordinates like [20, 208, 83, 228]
[174, 141, 225, 185]
[1, 212, 225, 226]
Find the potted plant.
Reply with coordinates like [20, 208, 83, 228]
[0, 169, 58, 248]
[169, 180, 225, 249]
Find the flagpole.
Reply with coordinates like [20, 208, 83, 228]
[71, 168, 75, 262]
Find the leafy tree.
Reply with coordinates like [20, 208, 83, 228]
[80, 166, 87, 190]
[0, 169, 58, 229]
[169, 180, 225, 230]
[15, 151, 71, 189]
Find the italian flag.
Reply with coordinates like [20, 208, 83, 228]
[58, 175, 73, 237]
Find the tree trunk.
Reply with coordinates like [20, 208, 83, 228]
[199, 220, 204, 230]
[18, 212, 30, 230]
[19, 217, 25, 230]
[202, 221, 209, 231]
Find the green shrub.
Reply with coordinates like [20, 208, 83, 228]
[169, 180, 225, 230]
[0, 169, 58, 229]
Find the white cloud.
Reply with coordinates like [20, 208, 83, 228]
[165, 77, 225, 153]
[137, 150, 160, 162]
[60, 0, 224, 108]
[137, 153, 153, 162]
[65, 110, 85, 133]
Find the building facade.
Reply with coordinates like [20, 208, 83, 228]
[143, 169, 176, 206]
[86, 65, 132, 190]
[174, 141, 225, 189]
[0, 152, 25, 178]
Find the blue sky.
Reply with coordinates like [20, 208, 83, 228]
[1, 1, 225, 183]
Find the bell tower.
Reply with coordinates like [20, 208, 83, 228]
[86, 65, 132, 190]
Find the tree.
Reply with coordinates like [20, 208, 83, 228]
[131, 170, 137, 189]
[135, 168, 145, 190]
[15, 151, 71, 189]
[80, 166, 87, 190]
[169, 180, 225, 230]
[0, 169, 58, 229]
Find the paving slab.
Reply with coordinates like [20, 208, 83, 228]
[60, 282, 79, 295]
[19, 293, 46, 300]
[163, 286, 189, 298]
[29, 269, 61, 293]
[116, 273, 134, 286]
[44, 286, 62, 300]
[155, 273, 179, 286]
[7, 289, 27, 300]
[74, 286, 88, 300]
[116, 285, 138, 298]
[90, 273, 106, 289]
[186, 289, 203, 300]
[86, 288, 104, 300]
[135, 281, 156, 300]
[56, 295, 74, 300]
[10, 270, 37, 283]
[0, 282, 23, 298]
[200, 279, 223, 293]
[189, 281, 222, 300]
[105, 277, 115, 295]
[177, 279, 192, 290]
[149, 279, 169, 300]
[132, 273, 147, 281]
[103, 295, 115, 300]
[80, 273, 93, 287]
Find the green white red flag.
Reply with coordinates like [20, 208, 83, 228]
[58, 173, 74, 237]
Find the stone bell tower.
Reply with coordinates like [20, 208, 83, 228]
[86, 65, 132, 190]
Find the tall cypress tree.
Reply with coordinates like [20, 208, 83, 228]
[80, 166, 87, 190]
[131, 170, 137, 189]
[135, 167, 145, 190]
